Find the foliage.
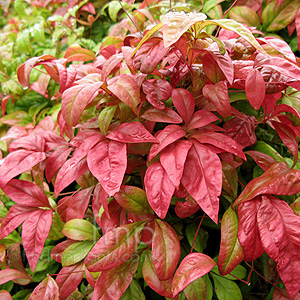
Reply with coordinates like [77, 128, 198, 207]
[1, 0, 300, 300]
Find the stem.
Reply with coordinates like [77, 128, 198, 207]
[229, 272, 251, 285]
[216, 0, 238, 37]
[190, 214, 205, 253]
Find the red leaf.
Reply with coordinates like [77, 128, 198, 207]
[202, 81, 231, 118]
[218, 207, 244, 275]
[3, 179, 50, 208]
[55, 261, 84, 299]
[237, 197, 265, 261]
[152, 219, 181, 280]
[91, 258, 139, 300]
[245, 151, 276, 171]
[142, 107, 183, 124]
[245, 68, 266, 110]
[191, 131, 246, 159]
[257, 196, 300, 300]
[187, 110, 219, 131]
[296, 7, 300, 51]
[108, 75, 141, 116]
[233, 162, 300, 206]
[28, 275, 59, 300]
[0, 205, 36, 240]
[134, 37, 169, 74]
[148, 125, 186, 161]
[107, 122, 158, 143]
[273, 288, 300, 300]
[144, 161, 175, 219]
[223, 115, 257, 148]
[270, 103, 300, 120]
[272, 121, 299, 163]
[85, 222, 145, 272]
[45, 146, 72, 182]
[62, 80, 104, 126]
[57, 63, 77, 94]
[175, 197, 200, 218]
[171, 88, 195, 125]
[0, 150, 46, 188]
[66, 187, 93, 221]
[143, 250, 173, 298]
[172, 253, 216, 297]
[142, 79, 172, 109]
[87, 140, 127, 196]
[64, 44, 95, 62]
[22, 209, 53, 271]
[31, 73, 50, 98]
[160, 140, 193, 187]
[181, 143, 222, 223]
[0, 269, 31, 286]
[202, 53, 224, 83]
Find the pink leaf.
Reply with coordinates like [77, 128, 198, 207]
[57, 63, 77, 93]
[0, 205, 37, 240]
[144, 161, 175, 219]
[191, 131, 246, 159]
[56, 261, 84, 299]
[64, 44, 95, 62]
[45, 146, 72, 182]
[51, 240, 76, 263]
[91, 259, 139, 300]
[202, 81, 231, 118]
[152, 219, 181, 281]
[233, 162, 300, 206]
[85, 222, 144, 272]
[28, 275, 59, 300]
[172, 253, 216, 297]
[3, 179, 50, 208]
[107, 122, 158, 143]
[66, 187, 94, 221]
[245, 68, 266, 110]
[148, 125, 186, 161]
[142, 79, 172, 109]
[181, 142, 222, 224]
[0, 150, 46, 188]
[134, 37, 169, 73]
[92, 183, 110, 222]
[245, 151, 276, 171]
[0, 290, 13, 300]
[143, 250, 173, 298]
[0, 269, 31, 286]
[218, 207, 244, 275]
[87, 140, 127, 196]
[171, 88, 195, 125]
[237, 197, 265, 262]
[102, 53, 124, 82]
[22, 209, 53, 271]
[142, 107, 183, 124]
[108, 75, 141, 116]
[62, 80, 104, 126]
[257, 196, 300, 300]
[160, 140, 193, 187]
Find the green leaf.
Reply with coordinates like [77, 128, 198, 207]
[211, 273, 242, 300]
[218, 207, 244, 276]
[199, 19, 266, 54]
[211, 264, 247, 281]
[32, 23, 46, 44]
[262, 0, 300, 32]
[229, 6, 261, 28]
[98, 105, 117, 136]
[202, 0, 225, 14]
[62, 219, 100, 241]
[108, 1, 126, 22]
[62, 241, 94, 266]
[184, 277, 207, 300]
[186, 223, 208, 253]
[115, 185, 153, 215]
[14, 0, 27, 17]
[120, 279, 146, 300]
[48, 212, 64, 241]
[250, 141, 286, 163]
[203, 275, 213, 300]
[16, 31, 32, 54]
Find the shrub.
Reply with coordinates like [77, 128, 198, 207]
[1, 1, 300, 300]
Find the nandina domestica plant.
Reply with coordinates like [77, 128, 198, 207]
[1, 3, 300, 300]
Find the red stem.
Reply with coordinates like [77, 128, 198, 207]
[190, 214, 205, 253]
